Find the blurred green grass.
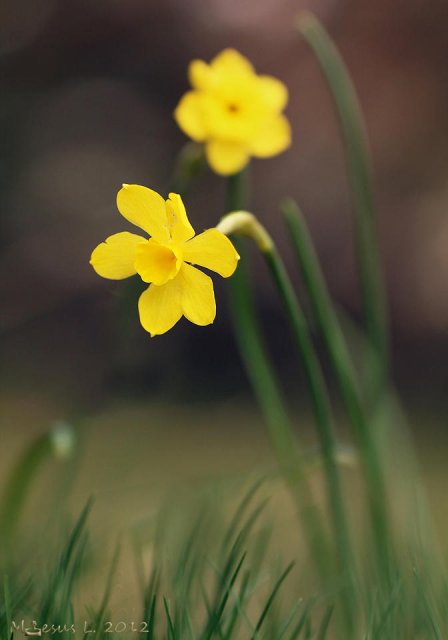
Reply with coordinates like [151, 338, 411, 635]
[1, 393, 448, 637]
[2, 391, 448, 547]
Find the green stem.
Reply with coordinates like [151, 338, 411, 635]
[225, 172, 331, 582]
[297, 13, 389, 398]
[263, 248, 356, 604]
[226, 171, 249, 213]
[283, 198, 392, 576]
[169, 142, 207, 195]
[229, 242, 299, 474]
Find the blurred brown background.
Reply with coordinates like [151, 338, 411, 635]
[1, 0, 448, 425]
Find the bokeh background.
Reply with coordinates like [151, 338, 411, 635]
[1, 0, 448, 540]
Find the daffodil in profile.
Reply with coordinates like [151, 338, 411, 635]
[90, 185, 239, 336]
[174, 49, 291, 176]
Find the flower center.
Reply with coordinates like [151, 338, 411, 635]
[135, 240, 183, 286]
[227, 102, 240, 114]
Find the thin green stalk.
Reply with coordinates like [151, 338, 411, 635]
[297, 12, 389, 398]
[169, 142, 206, 195]
[225, 172, 330, 582]
[227, 174, 298, 475]
[227, 239, 300, 478]
[220, 207, 359, 631]
[263, 247, 355, 603]
[226, 172, 249, 214]
[282, 198, 391, 576]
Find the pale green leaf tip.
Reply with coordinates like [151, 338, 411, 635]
[296, 10, 319, 34]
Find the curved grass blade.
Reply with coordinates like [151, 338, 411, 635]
[297, 12, 389, 398]
[250, 561, 295, 639]
[226, 173, 330, 583]
[282, 198, 391, 577]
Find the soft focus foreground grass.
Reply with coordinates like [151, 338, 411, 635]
[1, 393, 448, 639]
[0, 394, 292, 614]
[2, 392, 448, 609]
[2, 392, 447, 527]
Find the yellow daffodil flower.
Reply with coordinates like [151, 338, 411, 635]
[174, 49, 291, 176]
[90, 185, 239, 336]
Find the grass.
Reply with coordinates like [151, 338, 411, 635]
[1, 399, 448, 638]
[1, 465, 448, 639]
[0, 481, 335, 639]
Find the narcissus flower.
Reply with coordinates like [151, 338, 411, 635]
[90, 185, 239, 336]
[174, 49, 291, 176]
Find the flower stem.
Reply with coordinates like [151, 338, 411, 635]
[225, 172, 331, 582]
[226, 171, 249, 214]
[224, 187, 356, 632]
[169, 142, 207, 195]
[297, 12, 389, 400]
[282, 198, 392, 577]
[262, 246, 356, 596]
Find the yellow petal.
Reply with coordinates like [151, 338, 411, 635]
[205, 140, 249, 176]
[134, 239, 182, 285]
[257, 75, 288, 112]
[188, 59, 213, 91]
[166, 193, 195, 243]
[117, 184, 170, 242]
[138, 280, 182, 337]
[211, 49, 254, 78]
[250, 114, 291, 158]
[178, 263, 216, 326]
[90, 232, 146, 280]
[174, 91, 207, 142]
[184, 229, 239, 278]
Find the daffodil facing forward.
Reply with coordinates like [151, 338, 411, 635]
[174, 49, 291, 176]
[90, 185, 239, 336]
